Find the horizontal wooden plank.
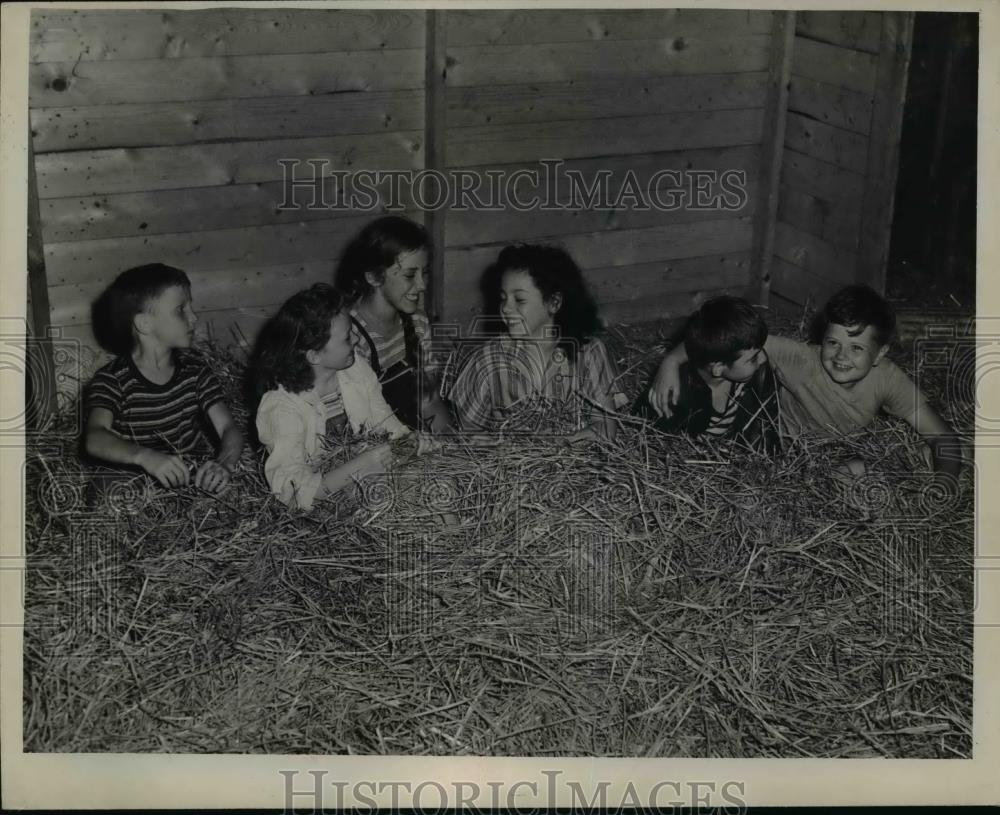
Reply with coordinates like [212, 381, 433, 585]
[787, 74, 873, 136]
[784, 112, 868, 175]
[449, 109, 764, 167]
[50, 260, 334, 327]
[446, 9, 774, 47]
[442, 217, 754, 319]
[30, 49, 425, 108]
[40, 144, 759, 244]
[43, 211, 424, 287]
[590, 252, 753, 306]
[448, 72, 767, 129]
[31, 90, 425, 152]
[769, 256, 846, 307]
[790, 36, 878, 96]
[445, 35, 772, 87]
[602, 283, 755, 325]
[775, 186, 861, 253]
[772, 221, 857, 285]
[39, 176, 424, 243]
[780, 148, 865, 207]
[30, 9, 424, 63]
[796, 11, 882, 55]
[446, 180, 758, 247]
[35, 131, 424, 199]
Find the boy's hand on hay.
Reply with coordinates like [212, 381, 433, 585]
[194, 460, 232, 494]
[136, 449, 190, 488]
[649, 346, 686, 418]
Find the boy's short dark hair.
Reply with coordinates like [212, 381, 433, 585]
[683, 296, 767, 369]
[810, 284, 896, 346]
[92, 263, 191, 356]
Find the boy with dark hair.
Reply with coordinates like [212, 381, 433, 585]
[635, 296, 781, 455]
[84, 263, 243, 493]
[648, 285, 963, 486]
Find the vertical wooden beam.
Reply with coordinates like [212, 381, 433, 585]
[857, 11, 915, 293]
[751, 10, 795, 309]
[27, 134, 57, 424]
[424, 9, 447, 323]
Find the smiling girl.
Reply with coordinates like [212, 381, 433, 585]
[251, 283, 431, 511]
[442, 244, 624, 442]
[335, 216, 450, 432]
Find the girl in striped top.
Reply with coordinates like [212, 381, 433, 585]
[441, 244, 625, 442]
[334, 216, 451, 433]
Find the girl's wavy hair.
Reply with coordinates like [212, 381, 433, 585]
[480, 243, 602, 364]
[334, 215, 431, 303]
[250, 283, 347, 402]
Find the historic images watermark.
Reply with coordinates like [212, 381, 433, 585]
[277, 159, 749, 213]
[279, 768, 747, 812]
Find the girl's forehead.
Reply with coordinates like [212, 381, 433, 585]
[500, 268, 538, 290]
[394, 248, 428, 268]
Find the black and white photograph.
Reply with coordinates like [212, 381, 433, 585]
[2, 0, 997, 809]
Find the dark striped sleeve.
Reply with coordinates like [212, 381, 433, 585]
[85, 366, 123, 418]
[195, 363, 226, 414]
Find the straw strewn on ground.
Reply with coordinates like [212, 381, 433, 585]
[22, 318, 974, 756]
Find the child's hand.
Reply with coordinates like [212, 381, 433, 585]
[649, 353, 683, 418]
[415, 432, 443, 457]
[354, 442, 394, 479]
[136, 449, 190, 488]
[194, 460, 232, 494]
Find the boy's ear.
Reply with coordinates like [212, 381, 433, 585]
[708, 361, 726, 378]
[874, 344, 890, 365]
[133, 311, 151, 337]
[363, 268, 383, 289]
[304, 348, 320, 365]
[547, 293, 563, 315]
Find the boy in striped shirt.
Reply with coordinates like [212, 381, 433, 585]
[635, 296, 781, 456]
[84, 264, 244, 492]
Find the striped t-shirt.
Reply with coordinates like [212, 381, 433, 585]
[85, 351, 225, 456]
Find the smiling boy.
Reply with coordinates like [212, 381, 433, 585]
[648, 286, 963, 483]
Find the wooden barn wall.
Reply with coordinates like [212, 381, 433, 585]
[771, 11, 913, 308]
[438, 9, 775, 325]
[29, 8, 427, 356]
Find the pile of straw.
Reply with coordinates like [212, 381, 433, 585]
[22, 320, 973, 756]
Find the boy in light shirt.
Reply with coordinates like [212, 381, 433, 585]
[648, 285, 963, 488]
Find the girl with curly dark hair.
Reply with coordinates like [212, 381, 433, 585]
[442, 244, 624, 441]
[251, 283, 434, 510]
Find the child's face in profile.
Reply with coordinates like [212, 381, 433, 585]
[140, 285, 197, 350]
[310, 311, 356, 372]
[820, 322, 888, 387]
[373, 248, 428, 315]
[719, 347, 764, 382]
[499, 269, 557, 339]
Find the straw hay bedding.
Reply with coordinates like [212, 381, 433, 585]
[23, 320, 973, 756]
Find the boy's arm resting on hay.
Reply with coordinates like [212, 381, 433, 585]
[195, 402, 244, 493]
[84, 407, 190, 488]
[901, 397, 964, 485]
[649, 345, 688, 418]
